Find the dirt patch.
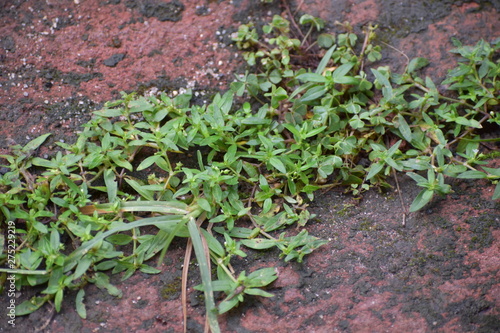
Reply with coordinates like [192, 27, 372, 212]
[1, 0, 499, 332]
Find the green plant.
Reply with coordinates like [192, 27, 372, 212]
[1, 12, 499, 333]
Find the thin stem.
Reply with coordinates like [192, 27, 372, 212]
[446, 114, 490, 148]
[247, 213, 277, 240]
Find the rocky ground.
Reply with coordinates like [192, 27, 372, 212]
[0, 0, 499, 332]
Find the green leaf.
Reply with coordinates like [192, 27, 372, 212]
[137, 155, 160, 171]
[16, 297, 48, 316]
[218, 296, 240, 314]
[304, 126, 327, 138]
[94, 107, 125, 118]
[407, 57, 429, 73]
[301, 85, 327, 102]
[316, 45, 336, 74]
[50, 229, 61, 250]
[241, 117, 271, 125]
[124, 178, 155, 201]
[54, 289, 63, 312]
[214, 227, 255, 239]
[76, 289, 87, 319]
[201, 229, 225, 257]
[60, 174, 82, 194]
[244, 288, 274, 297]
[32, 157, 56, 168]
[452, 115, 478, 128]
[269, 69, 282, 84]
[94, 200, 189, 215]
[139, 264, 161, 274]
[22, 133, 51, 153]
[106, 234, 132, 245]
[269, 157, 287, 174]
[457, 170, 487, 179]
[367, 162, 384, 180]
[104, 169, 117, 202]
[241, 238, 276, 250]
[332, 63, 354, 80]
[482, 167, 500, 177]
[296, 73, 327, 83]
[197, 198, 212, 212]
[246, 267, 278, 287]
[74, 257, 93, 279]
[317, 33, 335, 49]
[492, 183, 500, 200]
[396, 114, 412, 143]
[128, 96, 153, 112]
[65, 214, 185, 271]
[371, 68, 391, 88]
[409, 189, 434, 212]
[93, 272, 122, 297]
[187, 218, 220, 332]
[108, 153, 133, 171]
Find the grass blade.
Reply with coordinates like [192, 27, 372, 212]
[187, 218, 220, 333]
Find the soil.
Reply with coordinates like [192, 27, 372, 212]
[1, 0, 499, 332]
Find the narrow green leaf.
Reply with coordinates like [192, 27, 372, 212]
[371, 68, 391, 88]
[187, 218, 220, 332]
[76, 289, 87, 319]
[409, 189, 434, 212]
[304, 126, 327, 138]
[457, 170, 487, 179]
[269, 157, 287, 174]
[200, 229, 225, 257]
[332, 63, 354, 80]
[241, 238, 276, 250]
[109, 154, 133, 171]
[482, 167, 500, 177]
[74, 257, 93, 279]
[218, 297, 240, 314]
[104, 169, 117, 202]
[106, 234, 132, 245]
[124, 178, 154, 201]
[246, 267, 278, 287]
[93, 272, 122, 297]
[139, 264, 161, 274]
[315, 45, 336, 74]
[492, 183, 500, 200]
[224, 144, 237, 165]
[94, 200, 189, 214]
[367, 162, 384, 180]
[407, 172, 427, 184]
[197, 198, 212, 212]
[54, 289, 63, 312]
[397, 114, 413, 143]
[213, 227, 255, 239]
[50, 229, 60, 250]
[128, 96, 153, 112]
[32, 157, 56, 168]
[300, 85, 327, 102]
[64, 214, 185, 271]
[22, 133, 51, 153]
[15, 297, 48, 316]
[244, 288, 274, 297]
[137, 155, 160, 171]
[296, 72, 327, 83]
[57, 175, 78, 194]
[407, 57, 429, 73]
[241, 117, 272, 125]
